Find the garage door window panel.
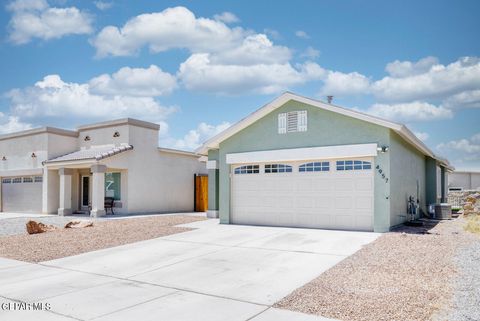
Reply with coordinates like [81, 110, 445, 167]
[12, 178, 22, 183]
[299, 162, 329, 172]
[2, 178, 11, 184]
[336, 160, 371, 171]
[23, 177, 33, 183]
[234, 165, 260, 174]
[265, 164, 292, 173]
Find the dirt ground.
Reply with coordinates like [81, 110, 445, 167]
[0, 215, 205, 263]
[276, 218, 477, 321]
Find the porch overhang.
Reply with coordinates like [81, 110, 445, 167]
[43, 144, 133, 169]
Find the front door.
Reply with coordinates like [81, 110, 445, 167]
[81, 176, 90, 210]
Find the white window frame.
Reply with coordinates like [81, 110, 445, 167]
[336, 160, 372, 171]
[278, 110, 307, 134]
[234, 165, 260, 174]
[299, 161, 330, 172]
[264, 164, 293, 173]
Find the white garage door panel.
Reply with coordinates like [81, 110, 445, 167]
[2, 177, 42, 213]
[231, 158, 374, 231]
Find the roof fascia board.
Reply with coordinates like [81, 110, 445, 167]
[196, 92, 403, 154]
[0, 127, 78, 141]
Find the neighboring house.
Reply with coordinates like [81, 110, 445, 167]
[0, 118, 206, 216]
[448, 171, 480, 190]
[197, 92, 453, 232]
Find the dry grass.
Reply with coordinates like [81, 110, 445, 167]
[0, 215, 205, 263]
[276, 219, 475, 321]
[464, 214, 480, 234]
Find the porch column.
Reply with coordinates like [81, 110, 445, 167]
[58, 168, 73, 216]
[42, 169, 59, 214]
[91, 164, 107, 217]
[207, 160, 219, 218]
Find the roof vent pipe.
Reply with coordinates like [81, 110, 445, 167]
[327, 95, 333, 104]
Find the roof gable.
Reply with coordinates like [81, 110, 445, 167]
[196, 92, 451, 169]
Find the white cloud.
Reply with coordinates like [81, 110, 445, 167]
[91, 6, 246, 57]
[320, 71, 370, 97]
[364, 101, 453, 122]
[209, 34, 292, 66]
[172, 122, 231, 150]
[295, 30, 310, 39]
[443, 89, 480, 109]
[301, 46, 320, 59]
[7, 0, 93, 44]
[6, 74, 176, 123]
[89, 65, 177, 96]
[372, 57, 480, 102]
[263, 28, 280, 40]
[94, 1, 113, 10]
[385, 56, 439, 78]
[436, 134, 480, 169]
[471, 133, 480, 143]
[178, 54, 325, 95]
[213, 11, 239, 24]
[0, 113, 32, 134]
[414, 132, 429, 141]
[437, 134, 480, 155]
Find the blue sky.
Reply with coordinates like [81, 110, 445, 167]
[0, 0, 479, 170]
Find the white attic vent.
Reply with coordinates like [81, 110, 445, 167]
[278, 110, 307, 134]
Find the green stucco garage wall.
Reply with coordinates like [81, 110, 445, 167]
[389, 132, 427, 227]
[213, 99, 393, 232]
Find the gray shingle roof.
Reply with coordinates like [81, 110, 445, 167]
[45, 145, 133, 164]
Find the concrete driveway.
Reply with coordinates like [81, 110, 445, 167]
[0, 219, 379, 321]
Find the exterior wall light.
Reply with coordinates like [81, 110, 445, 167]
[377, 146, 389, 153]
[84, 136, 91, 141]
[31, 152, 37, 158]
[2, 156, 6, 161]
[113, 131, 120, 137]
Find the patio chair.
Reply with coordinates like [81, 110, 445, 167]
[104, 197, 115, 215]
[87, 197, 115, 215]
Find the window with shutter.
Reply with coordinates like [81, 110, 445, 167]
[278, 110, 308, 134]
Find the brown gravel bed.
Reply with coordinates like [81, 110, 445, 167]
[0, 215, 205, 263]
[276, 218, 476, 321]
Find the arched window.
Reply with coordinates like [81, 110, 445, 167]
[336, 160, 371, 171]
[234, 165, 260, 174]
[299, 162, 329, 172]
[265, 164, 293, 173]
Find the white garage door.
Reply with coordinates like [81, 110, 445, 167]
[1, 176, 43, 213]
[231, 158, 374, 231]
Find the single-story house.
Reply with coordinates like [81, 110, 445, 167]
[197, 92, 453, 232]
[0, 118, 206, 216]
[448, 171, 480, 191]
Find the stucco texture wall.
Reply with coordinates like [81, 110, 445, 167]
[104, 125, 207, 214]
[217, 99, 392, 232]
[389, 131, 427, 226]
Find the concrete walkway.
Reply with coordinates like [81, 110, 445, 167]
[0, 219, 379, 320]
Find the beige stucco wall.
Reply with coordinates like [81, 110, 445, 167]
[1, 121, 207, 215]
[449, 172, 480, 190]
[104, 125, 207, 214]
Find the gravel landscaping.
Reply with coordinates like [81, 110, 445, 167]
[0, 215, 205, 262]
[276, 217, 479, 321]
[0, 215, 99, 236]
